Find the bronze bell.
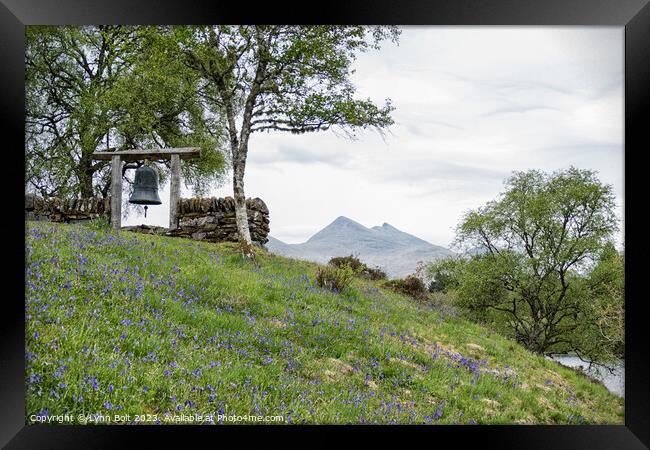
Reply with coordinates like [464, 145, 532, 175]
[129, 164, 162, 212]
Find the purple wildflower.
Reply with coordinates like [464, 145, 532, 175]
[433, 401, 444, 421]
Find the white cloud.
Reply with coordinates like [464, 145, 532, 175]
[126, 26, 624, 249]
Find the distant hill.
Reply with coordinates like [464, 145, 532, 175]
[266, 216, 455, 278]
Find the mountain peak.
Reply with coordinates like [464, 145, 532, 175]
[327, 216, 367, 229]
[306, 216, 368, 243]
[333, 215, 355, 224]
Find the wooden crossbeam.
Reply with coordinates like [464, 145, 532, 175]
[92, 147, 201, 161]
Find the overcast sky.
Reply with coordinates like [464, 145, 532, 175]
[125, 26, 624, 249]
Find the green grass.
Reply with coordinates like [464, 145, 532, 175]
[25, 221, 624, 425]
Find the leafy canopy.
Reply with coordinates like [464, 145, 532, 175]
[25, 25, 227, 199]
[175, 25, 399, 140]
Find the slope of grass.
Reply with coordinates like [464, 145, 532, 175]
[25, 221, 624, 425]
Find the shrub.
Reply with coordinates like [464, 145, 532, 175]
[426, 256, 466, 293]
[328, 255, 387, 281]
[428, 279, 444, 293]
[384, 275, 429, 301]
[363, 266, 388, 281]
[329, 255, 364, 272]
[316, 264, 354, 293]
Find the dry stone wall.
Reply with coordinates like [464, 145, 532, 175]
[25, 193, 110, 223]
[169, 196, 270, 245]
[25, 193, 270, 246]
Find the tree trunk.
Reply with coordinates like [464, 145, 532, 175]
[232, 156, 252, 246]
[231, 27, 267, 252]
[78, 157, 95, 198]
[526, 319, 545, 354]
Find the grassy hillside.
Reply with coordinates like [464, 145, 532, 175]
[25, 221, 624, 424]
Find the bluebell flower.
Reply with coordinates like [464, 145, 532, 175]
[433, 401, 444, 421]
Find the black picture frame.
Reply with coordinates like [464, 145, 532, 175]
[2, 1, 648, 448]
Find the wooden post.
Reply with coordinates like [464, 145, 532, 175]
[110, 155, 122, 230]
[169, 153, 181, 229]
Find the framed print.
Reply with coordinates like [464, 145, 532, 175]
[2, 0, 649, 448]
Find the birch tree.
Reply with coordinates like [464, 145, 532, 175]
[177, 25, 399, 251]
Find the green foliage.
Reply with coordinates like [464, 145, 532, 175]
[384, 276, 429, 301]
[430, 168, 620, 363]
[25, 25, 227, 200]
[178, 25, 399, 138]
[427, 256, 467, 293]
[106, 26, 228, 197]
[566, 242, 624, 363]
[316, 264, 354, 293]
[589, 243, 624, 356]
[328, 255, 387, 281]
[329, 255, 365, 272]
